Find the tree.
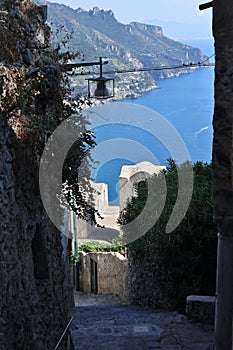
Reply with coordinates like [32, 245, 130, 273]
[119, 160, 217, 312]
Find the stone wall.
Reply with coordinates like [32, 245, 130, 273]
[212, 1, 233, 348]
[125, 251, 169, 309]
[79, 252, 128, 303]
[0, 3, 74, 349]
[0, 117, 74, 350]
[186, 295, 216, 325]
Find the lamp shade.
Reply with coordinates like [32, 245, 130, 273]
[87, 77, 114, 99]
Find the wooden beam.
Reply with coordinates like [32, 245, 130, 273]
[199, 1, 213, 11]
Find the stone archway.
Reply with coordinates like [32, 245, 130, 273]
[119, 161, 165, 211]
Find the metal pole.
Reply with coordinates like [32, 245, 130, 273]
[99, 57, 103, 78]
[53, 317, 74, 350]
[63, 58, 108, 72]
[73, 210, 79, 291]
[199, 1, 213, 10]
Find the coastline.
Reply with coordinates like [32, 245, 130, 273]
[112, 66, 199, 101]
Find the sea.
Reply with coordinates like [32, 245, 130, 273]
[90, 41, 215, 204]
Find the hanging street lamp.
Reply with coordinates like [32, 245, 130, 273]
[86, 57, 114, 99]
[63, 57, 114, 100]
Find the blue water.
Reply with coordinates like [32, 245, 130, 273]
[129, 67, 214, 162]
[91, 66, 214, 204]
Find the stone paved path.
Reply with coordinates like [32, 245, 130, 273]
[70, 292, 214, 350]
[73, 291, 121, 307]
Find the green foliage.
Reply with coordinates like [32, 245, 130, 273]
[70, 250, 79, 264]
[119, 160, 217, 312]
[0, 0, 98, 224]
[78, 240, 125, 254]
[62, 117, 98, 222]
[0, 66, 41, 117]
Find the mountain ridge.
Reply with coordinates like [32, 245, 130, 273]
[47, 2, 207, 99]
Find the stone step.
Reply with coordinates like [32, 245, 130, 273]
[186, 295, 216, 325]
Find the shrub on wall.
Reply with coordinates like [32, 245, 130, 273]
[0, 0, 99, 224]
[78, 240, 125, 254]
[118, 160, 217, 312]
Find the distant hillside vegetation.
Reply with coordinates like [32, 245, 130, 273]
[47, 2, 207, 99]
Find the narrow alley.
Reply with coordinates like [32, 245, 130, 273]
[70, 292, 214, 350]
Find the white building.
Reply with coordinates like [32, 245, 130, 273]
[68, 161, 165, 244]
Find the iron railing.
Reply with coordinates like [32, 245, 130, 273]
[53, 316, 74, 350]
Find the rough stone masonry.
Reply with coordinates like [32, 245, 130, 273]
[0, 2, 74, 349]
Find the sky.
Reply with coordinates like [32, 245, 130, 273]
[47, 0, 213, 40]
[48, 0, 212, 25]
